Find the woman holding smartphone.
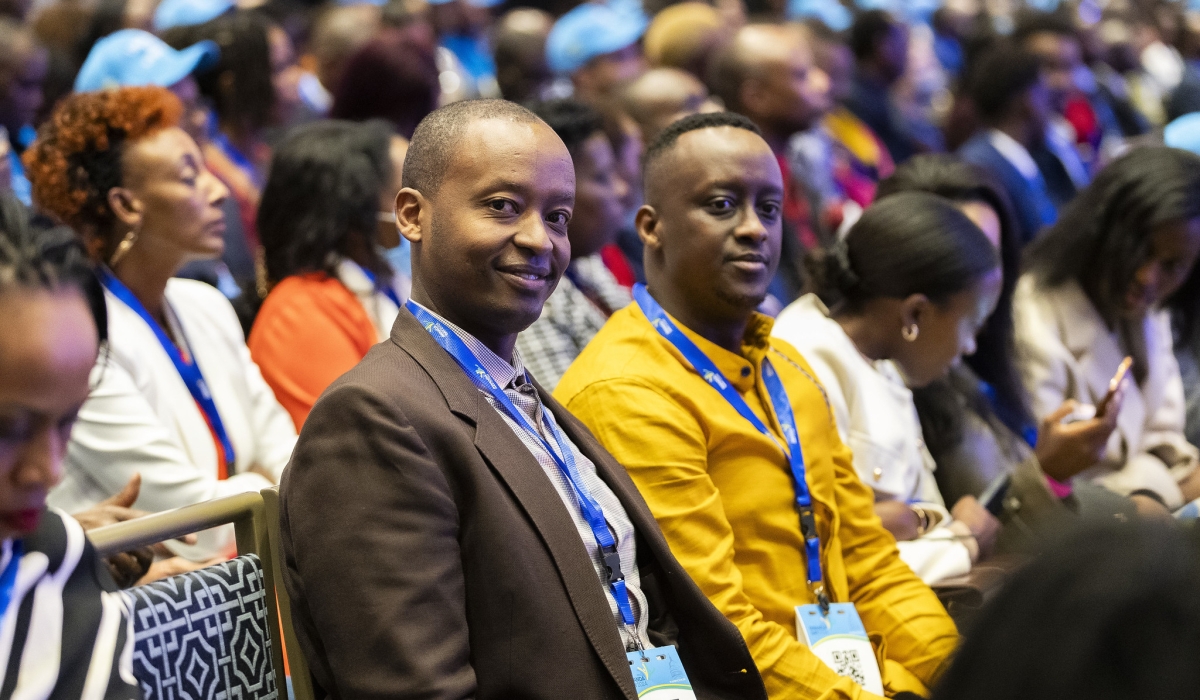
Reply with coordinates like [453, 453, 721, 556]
[1014, 146, 1200, 516]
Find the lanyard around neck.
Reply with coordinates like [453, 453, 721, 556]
[633, 284, 827, 608]
[0, 540, 22, 622]
[404, 301, 640, 638]
[99, 269, 236, 473]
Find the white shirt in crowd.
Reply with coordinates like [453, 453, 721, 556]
[337, 258, 406, 342]
[1013, 275, 1199, 509]
[772, 294, 974, 583]
[49, 278, 297, 560]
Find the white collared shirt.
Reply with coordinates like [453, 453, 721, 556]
[986, 129, 1041, 182]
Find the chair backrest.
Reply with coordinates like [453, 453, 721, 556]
[89, 492, 288, 700]
[260, 486, 316, 700]
[125, 553, 278, 700]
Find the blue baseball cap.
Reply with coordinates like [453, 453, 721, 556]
[1165, 112, 1200, 156]
[546, 1, 648, 74]
[74, 30, 220, 93]
[788, 0, 851, 31]
[153, 0, 234, 31]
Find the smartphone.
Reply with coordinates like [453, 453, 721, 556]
[1096, 356, 1133, 417]
[979, 473, 1012, 517]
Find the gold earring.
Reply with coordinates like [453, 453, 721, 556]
[108, 229, 138, 267]
[902, 324, 919, 342]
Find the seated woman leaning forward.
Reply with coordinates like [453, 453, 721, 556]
[773, 192, 1004, 583]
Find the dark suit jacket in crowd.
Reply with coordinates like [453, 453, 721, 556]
[959, 132, 1058, 245]
[279, 309, 768, 700]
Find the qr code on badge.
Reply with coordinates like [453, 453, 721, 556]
[830, 649, 867, 686]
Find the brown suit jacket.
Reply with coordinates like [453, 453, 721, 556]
[280, 309, 768, 700]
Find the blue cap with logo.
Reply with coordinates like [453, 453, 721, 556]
[74, 29, 220, 93]
[546, 0, 648, 74]
[1165, 112, 1200, 156]
[153, 0, 234, 31]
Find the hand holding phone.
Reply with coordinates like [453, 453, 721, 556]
[1096, 356, 1133, 417]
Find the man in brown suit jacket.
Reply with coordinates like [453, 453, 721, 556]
[279, 99, 768, 699]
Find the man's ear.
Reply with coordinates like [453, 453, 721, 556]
[395, 187, 426, 244]
[106, 187, 142, 230]
[899, 293, 931, 330]
[636, 204, 661, 250]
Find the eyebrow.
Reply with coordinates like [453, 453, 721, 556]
[474, 178, 575, 203]
[700, 178, 785, 197]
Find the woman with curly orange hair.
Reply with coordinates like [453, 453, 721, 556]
[24, 86, 296, 562]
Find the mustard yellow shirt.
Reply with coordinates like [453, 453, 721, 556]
[556, 304, 958, 700]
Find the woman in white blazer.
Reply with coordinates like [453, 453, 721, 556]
[773, 192, 1004, 583]
[24, 86, 297, 560]
[1014, 146, 1200, 515]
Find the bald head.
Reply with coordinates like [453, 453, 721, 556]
[708, 23, 829, 139]
[311, 4, 382, 91]
[494, 8, 554, 102]
[621, 67, 716, 142]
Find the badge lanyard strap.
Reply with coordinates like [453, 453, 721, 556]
[356, 263, 403, 308]
[98, 269, 236, 470]
[0, 541, 22, 621]
[633, 284, 828, 611]
[405, 301, 641, 643]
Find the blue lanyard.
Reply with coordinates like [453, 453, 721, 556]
[405, 301, 639, 634]
[356, 263, 403, 308]
[0, 541, 22, 621]
[633, 284, 828, 608]
[98, 269, 236, 469]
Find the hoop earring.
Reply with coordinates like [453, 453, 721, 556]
[902, 324, 920, 342]
[108, 229, 138, 267]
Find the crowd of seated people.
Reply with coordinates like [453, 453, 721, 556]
[5, 0, 1200, 697]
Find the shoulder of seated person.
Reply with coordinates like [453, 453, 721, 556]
[165, 277, 239, 309]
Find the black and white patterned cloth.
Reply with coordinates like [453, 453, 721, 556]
[516, 255, 632, 390]
[0, 509, 138, 700]
[125, 554, 277, 700]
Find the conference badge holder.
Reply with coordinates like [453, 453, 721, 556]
[627, 645, 695, 699]
[795, 602, 884, 695]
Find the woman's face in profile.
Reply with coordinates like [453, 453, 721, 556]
[0, 287, 96, 540]
[120, 127, 230, 265]
[1124, 217, 1200, 319]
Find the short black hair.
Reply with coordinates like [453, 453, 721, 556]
[969, 43, 1042, 123]
[642, 111, 761, 176]
[850, 9, 898, 61]
[528, 99, 604, 156]
[1012, 10, 1078, 45]
[402, 99, 543, 196]
[259, 119, 394, 284]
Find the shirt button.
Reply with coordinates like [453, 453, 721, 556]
[740, 367, 751, 377]
[873, 468, 883, 480]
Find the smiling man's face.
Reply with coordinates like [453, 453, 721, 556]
[414, 117, 576, 344]
[641, 125, 783, 319]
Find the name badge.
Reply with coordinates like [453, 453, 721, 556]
[795, 603, 884, 695]
[627, 645, 695, 699]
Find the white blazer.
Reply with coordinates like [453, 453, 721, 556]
[773, 294, 973, 583]
[1013, 275, 1199, 508]
[49, 278, 298, 560]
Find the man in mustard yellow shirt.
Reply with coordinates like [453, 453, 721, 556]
[556, 112, 958, 699]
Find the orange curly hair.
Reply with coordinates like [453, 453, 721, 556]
[23, 86, 183, 240]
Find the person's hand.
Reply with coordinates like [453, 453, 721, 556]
[1034, 398, 1121, 483]
[248, 464, 277, 484]
[1176, 467, 1200, 503]
[1130, 494, 1173, 520]
[71, 475, 144, 532]
[874, 500, 920, 541]
[136, 556, 224, 586]
[951, 495, 1001, 560]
